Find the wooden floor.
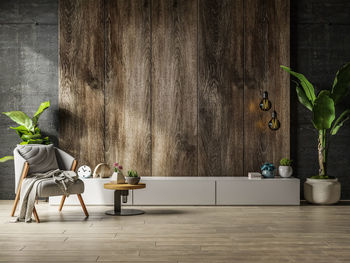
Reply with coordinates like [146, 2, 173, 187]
[0, 200, 350, 262]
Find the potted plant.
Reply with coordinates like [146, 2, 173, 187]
[126, 170, 140, 185]
[113, 162, 125, 184]
[281, 63, 350, 204]
[0, 101, 51, 162]
[279, 158, 293, 178]
[261, 162, 275, 178]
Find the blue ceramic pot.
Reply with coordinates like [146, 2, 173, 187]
[262, 169, 275, 178]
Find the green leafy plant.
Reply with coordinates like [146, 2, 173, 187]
[127, 170, 139, 177]
[281, 63, 350, 179]
[0, 101, 51, 162]
[280, 158, 292, 166]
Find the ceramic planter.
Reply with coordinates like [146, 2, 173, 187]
[278, 166, 293, 178]
[111, 172, 125, 184]
[304, 178, 341, 205]
[126, 176, 140, 185]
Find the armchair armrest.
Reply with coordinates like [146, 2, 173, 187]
[55, 148, 76, 171]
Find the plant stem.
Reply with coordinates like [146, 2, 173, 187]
[318, 130, 327, 176]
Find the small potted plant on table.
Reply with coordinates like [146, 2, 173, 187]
[279, 158, 293, 178]
[113, 162, 125, 184]
[126, 170, 140, 185]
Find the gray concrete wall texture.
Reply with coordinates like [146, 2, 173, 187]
[0, 0, 350, 199]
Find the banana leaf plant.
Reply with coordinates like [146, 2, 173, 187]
[0, 101, 51, 162]
[281, 63, 350, 179]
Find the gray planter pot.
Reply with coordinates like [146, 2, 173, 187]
[304, 178, 341, 205]
[278, 166, 293, 178]
[126, 176, 140, 185]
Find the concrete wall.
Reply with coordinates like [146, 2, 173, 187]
[0, 0, 350, 199]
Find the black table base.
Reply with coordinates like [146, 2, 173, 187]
[105, 189, 145, 216]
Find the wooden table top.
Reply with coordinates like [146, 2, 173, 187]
[104, 182, 146, 190]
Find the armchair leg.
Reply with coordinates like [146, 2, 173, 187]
[59, 196, 66, 212]
[11, 192, 21, 217]
[33, 206, 40, 223]
[77, 194, 89, 217]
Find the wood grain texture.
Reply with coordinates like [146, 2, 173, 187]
[151, 0, 198, 176]
[198, 0, 244, 176]
[244, 0, 290, 175]
[105, 0, 151, 176]
[59, 0, 105, 169]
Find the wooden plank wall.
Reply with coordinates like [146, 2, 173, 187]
[59, 0, 105, 168]
[59, 0, 290, 176]
[198, 0, 244, 176]
[105, 0, 152, 176]
[151, 0, 198, 176]
[244, 0, 290, 175]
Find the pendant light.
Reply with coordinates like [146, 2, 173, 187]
[259, 91, 272, 111]
[268, 110, 280, 131]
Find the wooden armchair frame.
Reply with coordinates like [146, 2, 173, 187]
[11, 160, 89, 223]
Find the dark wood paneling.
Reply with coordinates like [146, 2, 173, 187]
[151, 0, 198, 176]
[105, 0, 152, 175]
[198, 0, 244, 176]
[244, 0, 290, 175]
[59, 0, 105, 168]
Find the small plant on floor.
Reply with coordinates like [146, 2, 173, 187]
[281, 63, 350, 179]
[280, 158, 292, 166]
[127, 170, 139, 177]
[0, 101, 51, 162]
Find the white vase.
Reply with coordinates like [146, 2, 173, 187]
[278, 166, 293, 178]
[304, 178, 341, 205]
[111, 172, 125, 184]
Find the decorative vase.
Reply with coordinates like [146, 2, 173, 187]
[126, 176, 140, 185]
[278, 166, 293, 178]
[112, 172, 125, 184]
[262, 169, 275, 178]
[304, 178, 341, 205]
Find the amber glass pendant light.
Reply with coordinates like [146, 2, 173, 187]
[268, 110, 280, 131]
[259, 91, 272, 111]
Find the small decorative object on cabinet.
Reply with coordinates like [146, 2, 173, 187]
[268, 110, 281, 130]
[126, 170, 140, 185]
[93, 163, 111, 178]
[261, 162, 275, 178]
[77, 165, 92, 178]
[259, 91, 272, 111]
[248, 172, 262, 179]
[279, 158, 293, 178]
[113, 162, 125, 184]
[281, 62, 350, 204]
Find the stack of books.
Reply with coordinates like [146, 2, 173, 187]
[248, 172, 262, 179]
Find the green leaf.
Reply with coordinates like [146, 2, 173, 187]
[2, 111, 34, 132]
[312, 90, 335, 130]
[0, 156, 14, 163]
[27, 139, 44, 144]
[32, 101, 50, 125]
[331, 62, 350, 104]
[19, 141, 29, 145]
[281, 66, 316, 103]
[10, 125, 29, 137]
[294, 80, 313, 111]
[21, 133, 42, 141]
[330, 109, 350, 135]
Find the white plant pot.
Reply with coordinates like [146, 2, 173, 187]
[304, 178, 341, 205]
[278, 166, 293, 178]
[111, 172, 125, 184]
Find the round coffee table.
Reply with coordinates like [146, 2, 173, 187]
[104, 182, 146, 216]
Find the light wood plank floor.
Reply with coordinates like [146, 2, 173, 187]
[0, 200, 350, 262]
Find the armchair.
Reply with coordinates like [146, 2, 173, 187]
[11, 145, 88, 223]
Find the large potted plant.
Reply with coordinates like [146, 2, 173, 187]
[281, 63, 350, 204]
[0, 101, 51, 162]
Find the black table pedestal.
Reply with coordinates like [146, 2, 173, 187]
[105, 190, 144, 216]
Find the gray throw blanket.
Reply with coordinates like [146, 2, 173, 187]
[17, 169, 77, 222]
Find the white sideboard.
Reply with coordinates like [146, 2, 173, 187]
[49, 176, 300, 206]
